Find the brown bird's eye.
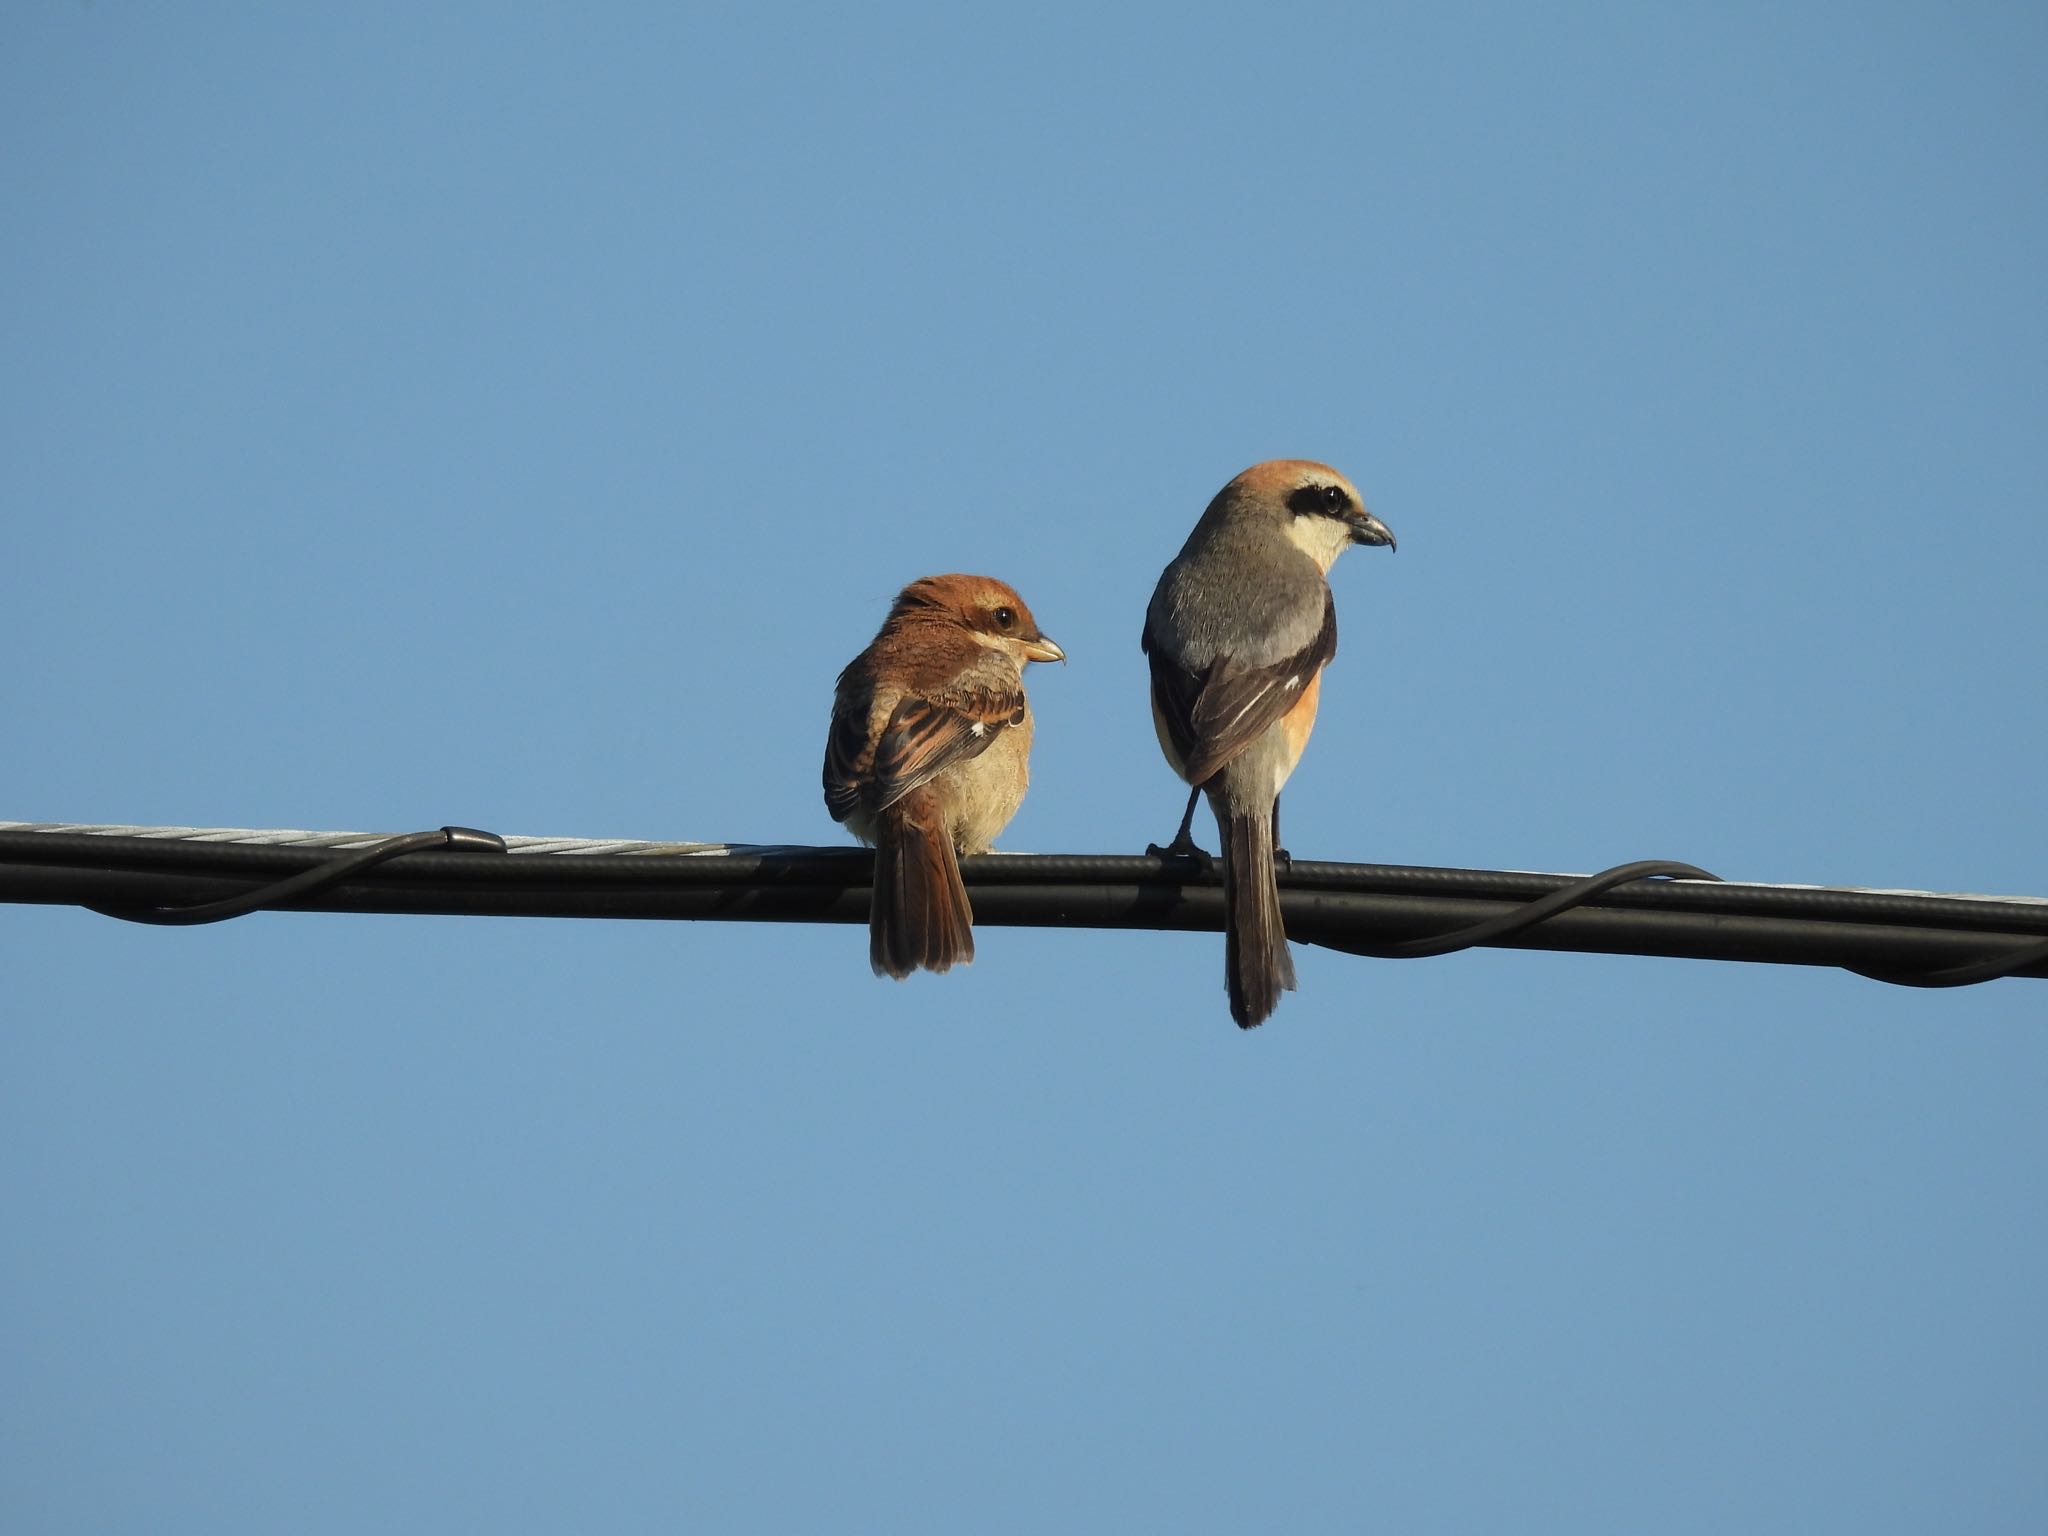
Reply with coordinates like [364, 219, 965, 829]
[993, 606, 1017, 630]
[1321, 484, 1347, 512]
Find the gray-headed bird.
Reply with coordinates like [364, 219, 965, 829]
[1143, 461, 1396, 1027]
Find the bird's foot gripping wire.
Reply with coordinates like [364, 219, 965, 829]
[1145, 833, 1214, 868]
[1146, 785, 1214, 868]
[1269, 800, 1292, 873]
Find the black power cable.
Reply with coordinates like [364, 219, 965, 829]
[3, 825, 2045, 988]
[1848, 941, 2048, 989]
[1327, 859, 1723, 959]
[82, 827, 508, 926]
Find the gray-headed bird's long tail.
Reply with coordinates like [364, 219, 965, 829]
[1218, 799, 1295, 1028]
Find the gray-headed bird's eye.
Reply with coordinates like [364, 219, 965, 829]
[1289, 483, 1350, 517]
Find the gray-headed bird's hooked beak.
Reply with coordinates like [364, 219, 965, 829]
[1022, 634, 1066, 664]
[1347, 509, 1396, 551]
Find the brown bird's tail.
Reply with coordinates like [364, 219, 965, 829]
[1219, 803, 1296, 1027]
[870, 793, 975, 979]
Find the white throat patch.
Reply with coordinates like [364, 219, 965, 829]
[1283, 510, 1355, 573]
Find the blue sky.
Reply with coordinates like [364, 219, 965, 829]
[4, 2, 2046, 1530]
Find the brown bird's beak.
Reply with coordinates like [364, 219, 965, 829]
[1021, 634, 1066, 664]
[1347, 509, 1397, 551]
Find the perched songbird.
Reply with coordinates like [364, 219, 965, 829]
[1142, 460, 1396, 1027]
[825, 574, 1065, 978]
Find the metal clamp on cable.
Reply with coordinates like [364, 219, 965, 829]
[87, 826, 508, 926]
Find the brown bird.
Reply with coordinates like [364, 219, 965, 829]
[825, 574, 1064, 978]
[1143, 460, 1396, 1027]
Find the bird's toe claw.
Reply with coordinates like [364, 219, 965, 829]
[1147, 835, 1214, 870]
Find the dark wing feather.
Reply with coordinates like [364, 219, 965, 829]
[822, 696, 872, 823]
[1144, 634, 1206, 774]
[1146, 590, 1337, 786]
[868, 685, 1026, 816]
